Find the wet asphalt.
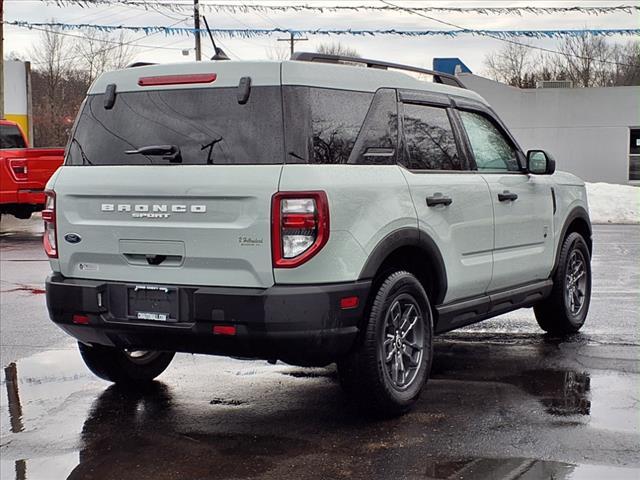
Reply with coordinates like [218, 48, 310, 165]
[0, 217, 639, 480]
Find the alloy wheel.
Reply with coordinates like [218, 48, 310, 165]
[380, 294, 425, 390]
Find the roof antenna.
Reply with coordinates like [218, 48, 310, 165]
[202, 16, 230, 61]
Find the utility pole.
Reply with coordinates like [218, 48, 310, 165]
[193, 0, 201, 61]
[1, 0, 5, 118]
[277, 32, 308, 58]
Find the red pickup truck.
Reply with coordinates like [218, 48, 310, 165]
[1, 120, 64, 219]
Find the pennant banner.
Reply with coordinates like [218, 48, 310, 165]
[7, 21, 640, 39]
[46, 1, 640, 16]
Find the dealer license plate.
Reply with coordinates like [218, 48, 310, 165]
[127, 285, 178, 322]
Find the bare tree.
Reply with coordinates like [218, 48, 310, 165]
[484, 37, 640, 88]
[557, 34, 612, 87]
[76, 30, 136, 84]
[29, 24, 82, 146]
[484, 42, 534, 88]
[316, 42, 361, 58]
[609, 41, 640, 86]
[265, 45, 290, 60]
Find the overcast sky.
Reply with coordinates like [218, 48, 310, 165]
[4, 0, 639, 74]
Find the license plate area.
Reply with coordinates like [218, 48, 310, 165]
[127, 285, 179, 323]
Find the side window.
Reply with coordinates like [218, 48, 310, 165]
[310, 88, 373, 164]
[401, 103, 461, 170]
[348, 89, 398, 165]
[1, 124, 27, 149]
[459, 110, 520, 172]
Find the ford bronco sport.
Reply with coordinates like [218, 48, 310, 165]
[44, 53, 592, 416]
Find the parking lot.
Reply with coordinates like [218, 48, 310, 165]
[1, 218, 639, 479]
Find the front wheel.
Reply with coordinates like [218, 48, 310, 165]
[338, 271, 433, 417]
[78, 342, 175, 384]
[534, 232, 592, 335]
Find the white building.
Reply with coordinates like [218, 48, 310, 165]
[458, 74, 640, 185]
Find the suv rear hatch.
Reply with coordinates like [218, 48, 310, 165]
[52, 63, 284, 288]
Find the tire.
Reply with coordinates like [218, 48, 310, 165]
[78, 342, 175, 384]
[337, 271, 433, 417]
[534, 232, 592, 335]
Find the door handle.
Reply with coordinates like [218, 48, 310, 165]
[498, 191, 518, 202]
[426, 195, 453, 207]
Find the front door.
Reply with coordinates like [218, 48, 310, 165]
[457, 109, 555, 291]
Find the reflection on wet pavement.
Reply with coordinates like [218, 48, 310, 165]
[1, 334, 639, 479]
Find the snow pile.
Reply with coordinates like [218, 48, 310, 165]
[586, 182, 639, 224]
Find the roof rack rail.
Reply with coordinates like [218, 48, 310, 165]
[290, 52, 466, 89]
[126, 62, 157, 68]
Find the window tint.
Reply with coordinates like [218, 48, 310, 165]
[401, 104, 461, 170]
[67, 86, 284, 165]
[459, 110, 519, 172]
[348, 89, 398, 165]
[309, 88, 373, 164]
[1, 125, 27, 149]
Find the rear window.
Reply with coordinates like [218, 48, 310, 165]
[67, 86, 284, 165]
[1, 124, 27, 149]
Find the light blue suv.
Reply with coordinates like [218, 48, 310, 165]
[44, 53, 592, 416]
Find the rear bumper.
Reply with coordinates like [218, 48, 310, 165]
[16, 189, 45, 205]
[1, 189, 45, 206]
[46, 274, 371, 366]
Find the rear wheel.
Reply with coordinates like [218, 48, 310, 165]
[534, 232, 591, 335]
[338, 271, 433, 417]
[78, 342, 175, 384]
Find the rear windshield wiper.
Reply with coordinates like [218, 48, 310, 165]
[125, 145, 182, 163]
[71, 138, 93, 165]
[201, 137, 223, 165]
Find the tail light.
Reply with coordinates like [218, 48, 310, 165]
[42, 191, 57, 258]
[9, 159, 28, 181]
[272, 191, 329, 268]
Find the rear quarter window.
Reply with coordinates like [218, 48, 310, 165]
[284, 87, 374, 164]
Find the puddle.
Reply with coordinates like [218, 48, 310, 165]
[1, 453, 79, 480]
[1, 341, 638, 479]
[422, 457, 640, 480]
[502, 369, 592, 416]
[431, 340, 640, 433]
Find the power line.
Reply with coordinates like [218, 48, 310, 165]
[6, 21, 639, 40]
[380, 0, 639, 68]
[9, 19, 189, 68]
[14, 1, 640, 16]
[6, 23, 184, 51]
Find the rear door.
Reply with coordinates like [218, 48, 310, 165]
[54, 67, 284, 288]
[398, 93, 494, 303]
[457, 108, 555, 291]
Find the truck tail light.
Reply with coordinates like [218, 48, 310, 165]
[272, 191, 329, 268]
[9, 159, 28, 181]
[42, 191, 57, 258]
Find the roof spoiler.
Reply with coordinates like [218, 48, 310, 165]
[291, 52, 466, 89]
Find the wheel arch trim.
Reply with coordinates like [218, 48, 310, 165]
[554, 206, 592, 274]
[358, 227, 448, 305]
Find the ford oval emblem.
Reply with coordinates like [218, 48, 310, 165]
[64, 233, 82, 244]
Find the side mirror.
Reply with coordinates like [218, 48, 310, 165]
[527, 150, 556, 175]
